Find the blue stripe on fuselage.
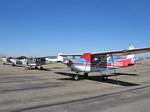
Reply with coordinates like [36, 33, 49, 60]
[72, 56, 127, 64]
[72, 58, 86, 63]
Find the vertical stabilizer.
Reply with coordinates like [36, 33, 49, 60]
[127, 45, 135, 63]
[57, 53, 64, 62]
[0, 57, 7, 63]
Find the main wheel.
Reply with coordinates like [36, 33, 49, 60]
[84, 73, 89, 79]
[102, 75, 108, 81]
[40, 66, 44, 70]
[28, 66, 32, 70]
[35, 66, 38, 69]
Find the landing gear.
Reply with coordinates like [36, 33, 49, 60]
[72, 74, 79, 81]
[72, 73, 89, 81]
[28, 66, 32, 70]
[40, 66, 44, 70]
[84, 73, 89, 79]
[99, 72, 108, 81]
[35, 66, 38, 69]
[34, 66, 44, 70]
[102, 75, 108, 81]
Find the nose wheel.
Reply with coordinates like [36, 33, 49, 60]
[72, 73, 89, 81]
[102, 75, 108, 81]
[73, 74, 79, 81]
[40, 66, 44, 70]
[83, 73, 89, 79]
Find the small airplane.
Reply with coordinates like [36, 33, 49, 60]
[27, 53, 64, 70]
[0, 57, 17, 65]
[0, 57, 7, 64]
[1, 53, 64, 70]
[10, 58, 27, 66]
[61, 46, 150, 81]
[44, 53, 64, 63]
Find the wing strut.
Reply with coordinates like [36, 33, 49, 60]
[110, 53, 119, 85]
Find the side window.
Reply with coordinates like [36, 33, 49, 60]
[92, 56, 101, 63]
[92, 55, 107, 63]
[101, 56, 106, 61]
[93, 57, 100, 62]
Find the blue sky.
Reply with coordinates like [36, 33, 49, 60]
[0, 0, 150, 56]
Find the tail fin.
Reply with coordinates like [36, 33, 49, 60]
[57, 53, 64, 62]
[127, 45, 135, 63]
[0, 57, 7, 63]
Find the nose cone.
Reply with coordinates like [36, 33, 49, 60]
[63, 60, 72, 66]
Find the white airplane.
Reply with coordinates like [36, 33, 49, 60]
[0, 57, 17, 65]
[45, 53, 64, 63]
[1, 53, 64, 70]
[0, 57, 7, 64]
[10, 59, 28, 66]
[29, 53, 64, 69]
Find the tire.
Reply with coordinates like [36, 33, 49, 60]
[35, 66, 38, 69]
[74, 74, 79, 81]
[84, 73, 88, 79]
[40, 66, 44, 70]
[102, 75, 108, 81]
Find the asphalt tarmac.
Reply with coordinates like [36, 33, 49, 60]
[0, 60, 150, 112]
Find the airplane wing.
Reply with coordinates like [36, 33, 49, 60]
[93, 47, 150, 56]
[60, 54, 81, 57]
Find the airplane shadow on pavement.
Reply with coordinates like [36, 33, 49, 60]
[55, 72, 140, 87]
[110, 72, 139, 76]
[25, 68, 52, 71]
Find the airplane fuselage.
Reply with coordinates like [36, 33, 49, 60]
[67, 55, 136, 73]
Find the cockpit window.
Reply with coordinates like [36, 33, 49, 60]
[94, 57, 99, 61]
[92, 55, 107, 63]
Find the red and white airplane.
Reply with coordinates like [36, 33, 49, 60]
[62, 46, 150, 81]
